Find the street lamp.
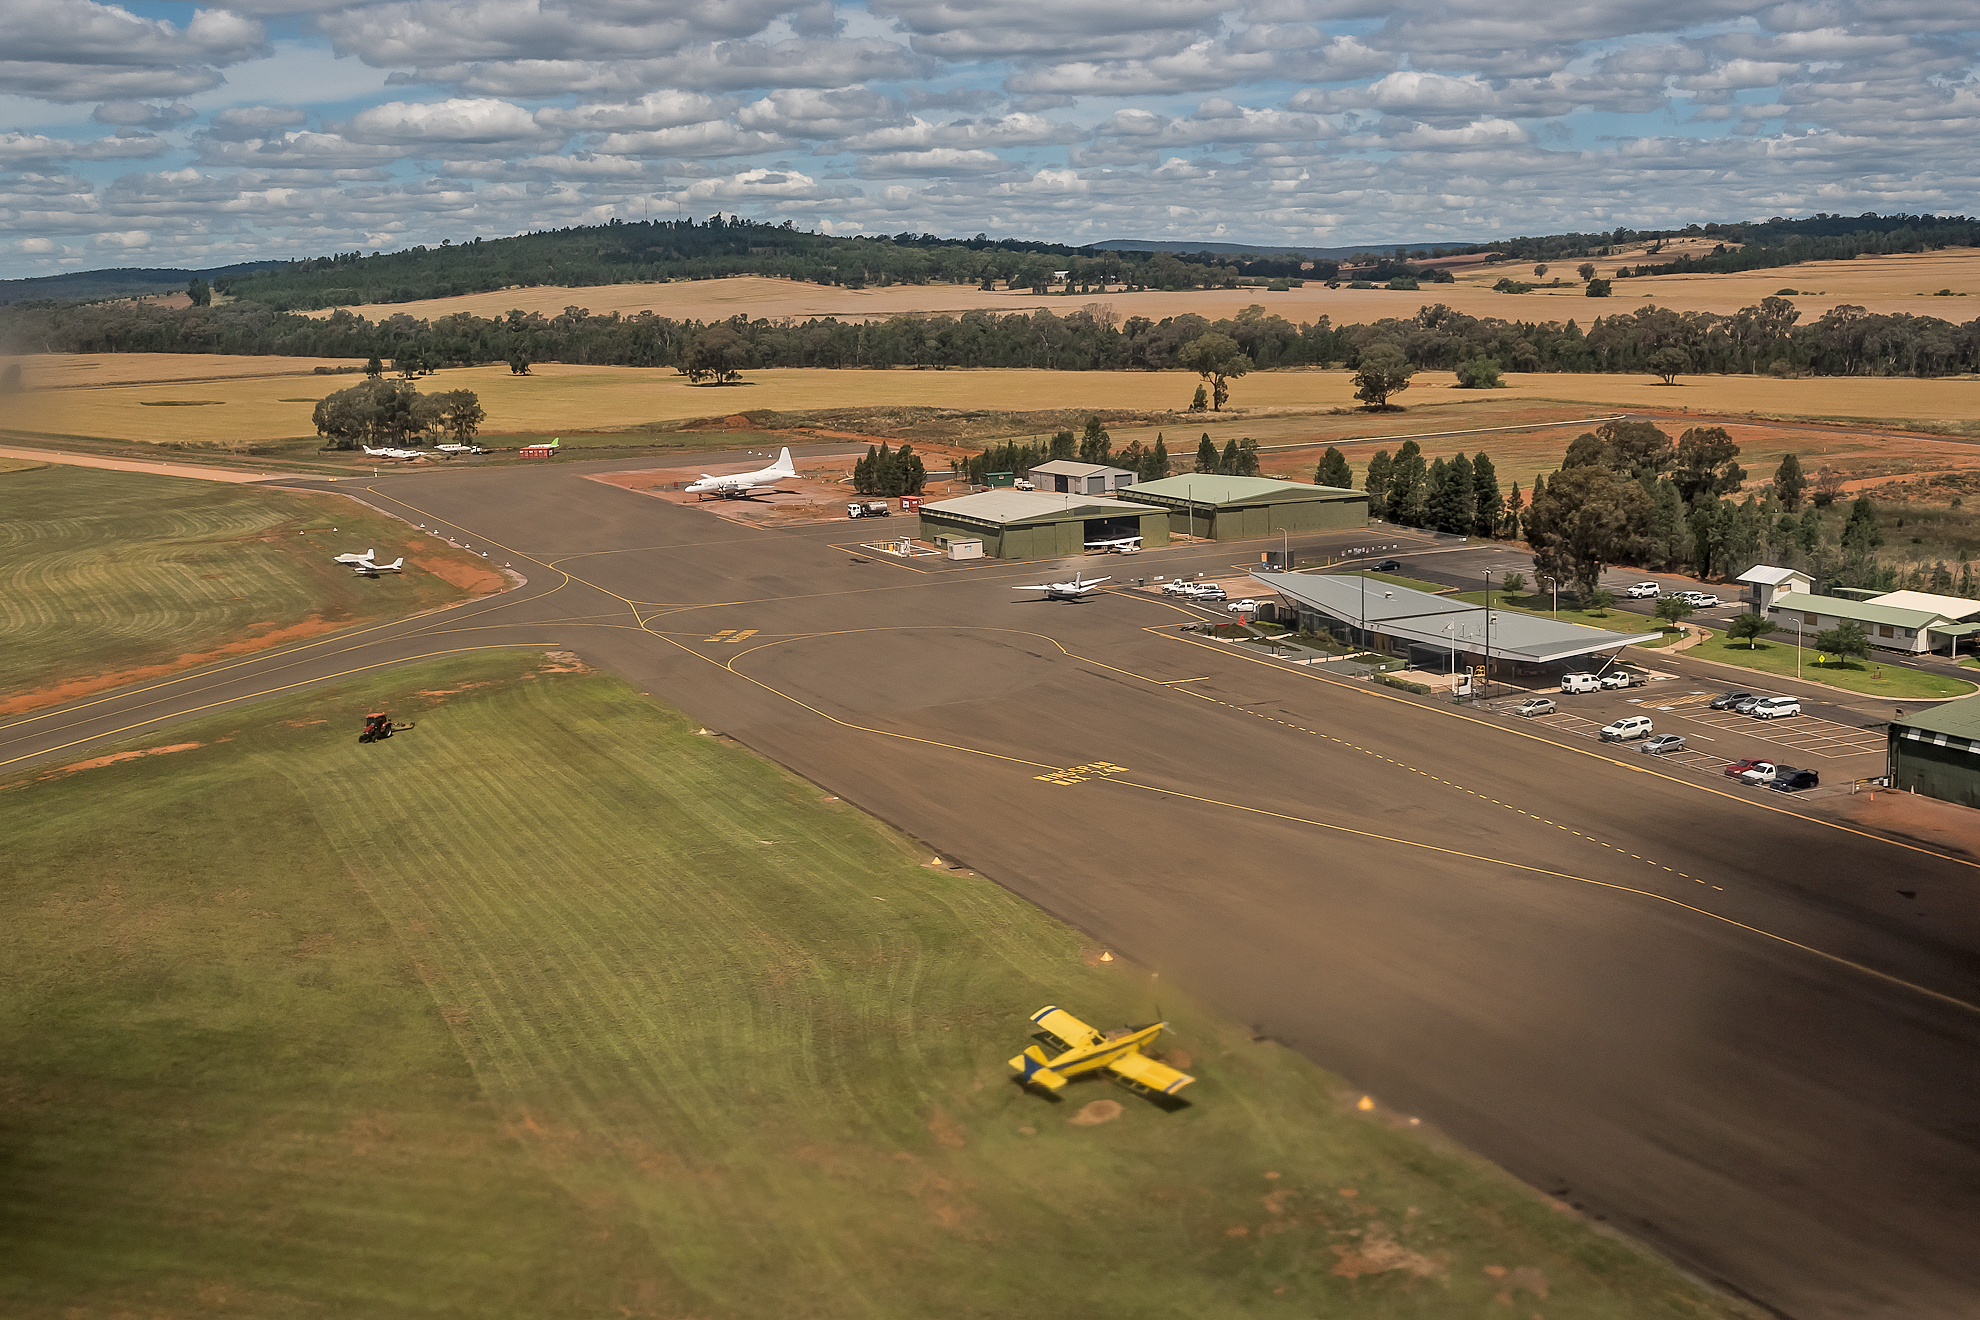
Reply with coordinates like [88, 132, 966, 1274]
[1542, 575, 1558, 617]
[1482, 569, 1495, 698]
[1275, 525, 1289, 570]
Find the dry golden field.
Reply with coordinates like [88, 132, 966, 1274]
[10, 352, 362, 388]
[285, 248, 1980, 329]
[13, 354, 1980, 449]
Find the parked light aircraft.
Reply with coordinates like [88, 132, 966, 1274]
[684, 447, 797, 499]
[1085, 535, 1142, 554]
[435, 442, 485, 455]
[1009, 1005, 1195, 1098]
[331, 547, 377, 566]
[350, 556, 404, 576]
[1011, 571, 1109, 600]
[362, 445, 422, 460]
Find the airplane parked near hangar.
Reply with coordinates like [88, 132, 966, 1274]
[1009, 1005, 1195, 1098]
[331, 547, 377, 566]
[1012, 571, 1109, 600]
[684, 448, 797, 500]
[362, 445, 423, 460]
[1085, 535, 1142, 554]
[436, 442, 485, 455]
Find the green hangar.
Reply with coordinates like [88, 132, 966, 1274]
[915, 490, 1171, 560]
[1116, 475, 1368, 541]
[1887, 699, 1980, 808]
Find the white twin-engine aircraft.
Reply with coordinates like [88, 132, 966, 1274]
[683, 448, 797, 499]
[1012, 571, 1110, 601]
[361, 445, 423, 461]
[1084, 535, 1142, 554]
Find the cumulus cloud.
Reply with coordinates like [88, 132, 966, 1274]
[91, 100, 197, 129]
[0, 0, 266, 101]
[857, 146, 1010, 176]
[94, 229, 151, 248]
[0, 130, 170, 165]
[344, 97, 561, 148]
[206, 105, 309, 141]
[871, 0, 1230, 60]
[1007, 40, 1278, 96]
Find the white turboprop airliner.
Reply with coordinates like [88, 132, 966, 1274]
[684, 448, 797, 499]
[332, 547, 376, 566]
[1012, 571, 1110, 601]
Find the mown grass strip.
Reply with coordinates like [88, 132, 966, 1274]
[0, 465, 483, 706]
[0, 651, 1764, 1318]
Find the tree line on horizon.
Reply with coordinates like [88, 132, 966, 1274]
[11, 290, 1980, 382]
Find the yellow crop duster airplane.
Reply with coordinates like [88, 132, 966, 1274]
[1009, 1006, 1196, 1098]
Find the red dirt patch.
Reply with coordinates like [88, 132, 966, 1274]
[1826, 788, 1980, 860]
[419, 554, 505, 593]
[0, 617, 350, 717]
[40, 742, 202, 777]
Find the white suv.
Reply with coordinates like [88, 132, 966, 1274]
[1599, 715, 1654, 741]
[1626, 582, 1660, 599]
[1752, 696, 1802, 720]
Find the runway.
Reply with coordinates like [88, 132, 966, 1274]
[7, 448, 1979, 1319]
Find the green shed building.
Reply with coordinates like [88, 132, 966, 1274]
[914, 489, 1170, 560]
[1116, 475, 1367, 541]
[1888, 698, 1980, 808]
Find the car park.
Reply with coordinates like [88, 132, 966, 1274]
[1709, 692, 1754, 710]
[1599, 715, 1654, 742]
[1752, 697, 1802, 720]
[1724, 758, 1765, 778]
[1515, 697, 1557, 717]
[1641, 734, 1686, 754]
[1226, 598, 1260, 614]
[1739, 761, 1786, 785]
[1626, 582, 1660, 598]
[1560, 673, 1601, 694]
[1771, 768, 1821, 792]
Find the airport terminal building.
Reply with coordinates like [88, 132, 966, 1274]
[1116, 476, 1367, 542]
[914, 489, 1170, 560]
[1255, 573, 1660, 682]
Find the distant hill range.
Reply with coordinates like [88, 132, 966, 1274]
[1085, 239, 1478, 259]
[0, 261, 288, 305]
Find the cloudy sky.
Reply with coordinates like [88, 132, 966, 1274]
[2, 0, 1976, 277]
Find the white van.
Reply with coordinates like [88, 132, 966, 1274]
[1599, 715, 1654, 742]
[1561, 673, 1600, 694]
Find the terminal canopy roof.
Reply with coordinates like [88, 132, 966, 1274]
[1255, 573, 1661, 663]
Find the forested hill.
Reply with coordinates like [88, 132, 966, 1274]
[1473, 213, 1980, 267]
[0, 260, 286, 306]
[214, 217, 1336, 313]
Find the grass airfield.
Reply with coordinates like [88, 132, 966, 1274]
[0, 465, 500, 712]
[0, 649, 1756, 1318]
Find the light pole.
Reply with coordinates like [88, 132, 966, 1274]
[1482, 569, 1495, 698]
[1275, 526, 1289, 570]
[1543, 576, 1558, 617]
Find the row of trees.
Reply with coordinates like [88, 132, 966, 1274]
[15, 290, 1980, 382]
[953, 417, 1269, 485]
[310, 379, 484, 449]
[850, 443, 928, 497]
[1360, 441, 1506, 537]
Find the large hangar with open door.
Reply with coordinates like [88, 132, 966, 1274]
[915, 489, 1169, 560]
[1121, 475, 1367, 542]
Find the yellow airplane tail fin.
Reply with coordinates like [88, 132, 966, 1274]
[1009, 1045, 1069, 1091]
